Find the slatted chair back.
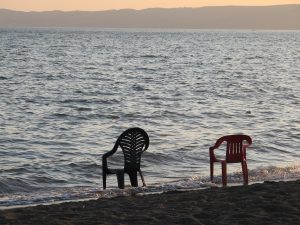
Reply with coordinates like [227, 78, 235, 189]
[117, 127, 149, 172]
[214, 135, 252, 163]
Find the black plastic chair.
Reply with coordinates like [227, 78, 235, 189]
[102, 127, 149, 189]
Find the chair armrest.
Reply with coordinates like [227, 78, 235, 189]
[243, 144, 250, 148]
[102, 153, 109, 172]
[242, 144, 250, 159]
[209, 146, 219, 162]
[102, 143, 119, 172]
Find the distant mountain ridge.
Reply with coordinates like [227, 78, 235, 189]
[0, 5, 300, 29]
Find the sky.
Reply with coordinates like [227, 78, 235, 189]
[1, 0, 300, 11]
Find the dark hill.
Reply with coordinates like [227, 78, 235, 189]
[0, 5, 300, 29]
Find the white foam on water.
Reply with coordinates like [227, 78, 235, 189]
[1, 163, 299, 208]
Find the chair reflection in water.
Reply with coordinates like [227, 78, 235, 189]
[102, 127, 149, 189]
[209, 135, 252, 186]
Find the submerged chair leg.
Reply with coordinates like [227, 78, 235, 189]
[128, 171, 138, 187]
[139, 170, 146, 186]
[116, 170, 125, 189]
[241, 161, 248, 185]
[210, 162, 214, 182]
[221, 161, 227, 187]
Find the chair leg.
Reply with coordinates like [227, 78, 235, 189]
[210, 161, 214, 182]
[103, 171, 107, 190]
[241, 161, 248, 185]
[139, 170, 146, 186]
[116, 170, 125, 189]
[128, 171, 138, 187]
[221, 161, 227, 187]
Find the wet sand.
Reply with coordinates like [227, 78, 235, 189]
[0, 180, 299, 225]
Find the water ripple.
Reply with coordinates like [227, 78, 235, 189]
[0, 28, 299, 206]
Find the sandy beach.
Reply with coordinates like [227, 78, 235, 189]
[0, 180, 299, 225]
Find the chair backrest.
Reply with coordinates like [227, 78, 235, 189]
[214, 135, 252, 163]
[117, 127, 149, 171]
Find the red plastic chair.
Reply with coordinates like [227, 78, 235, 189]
[209, 135, 252, 186]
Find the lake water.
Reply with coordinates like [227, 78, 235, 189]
[0, 28, 299, 207]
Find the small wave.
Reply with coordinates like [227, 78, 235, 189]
[101, 62, 112, 66]
[68, 162, 100, 172]
[51, 113, 69, 118]
[0, 167, 30, 174]
[83, 114, 120, 120]
[48, 112, 120, 120]
[30, 176, 67, 185]
[249, 164, 300, 182]
[76, 107, 92, 112]
[0, 187, 97, 207]
[59, 99, 91, 104]
[203, 164, 300, 184]
[83, 66, 97, 70]
[140, 54, 157, 58]
[143, 152, 177, 163]
[135, 67, 157, 72]
[97, 181, 215, 200]
[0, 178, 37, 194]
[132, 84, 147, 91]
[59, 98, 120, 105]
[246, 55, 264, 60]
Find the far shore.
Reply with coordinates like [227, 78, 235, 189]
[0, 179, 299, 224]
[1, 5, 300, 30]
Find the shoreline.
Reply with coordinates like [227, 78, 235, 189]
[0, 180, 299, 224]
[0, 177, 298, 210]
